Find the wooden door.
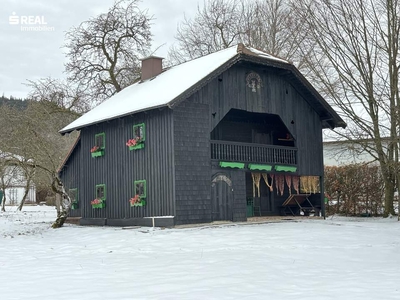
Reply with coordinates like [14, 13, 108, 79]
[211, 174, 233, 221]
[260, 180, 274, 214]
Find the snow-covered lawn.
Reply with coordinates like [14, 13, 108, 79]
[1, 206, 399, 300]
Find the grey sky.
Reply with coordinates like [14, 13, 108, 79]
[0, 0, 201, 98]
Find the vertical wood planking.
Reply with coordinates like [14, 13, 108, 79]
[61, 108, 175, 221]
[61, 58, 327, 224]
[207, 64, 324, 176]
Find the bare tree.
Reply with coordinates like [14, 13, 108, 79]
[293, 0, 400, 216]
[0, 105, 20, 211]
[0, 156, 17, 211]
[168, 0, 246, 64]
[0, 99, 78, 226]
[168, 0, 309, 68]
[65, 0, 153, 104]
[16, 158, 35, 211]
[242, 0, 310, 68]
[5, 0, 153, 227]
[22, 102, 78, 227]
[25, 77, 91, 113]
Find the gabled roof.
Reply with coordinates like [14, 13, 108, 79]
[60, 44, 346, 133]
[57, 134, 80, 174]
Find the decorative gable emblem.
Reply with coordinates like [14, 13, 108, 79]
[246, 72, 262, 92]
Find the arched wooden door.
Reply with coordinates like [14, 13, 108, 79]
[211, 173, 233, 221]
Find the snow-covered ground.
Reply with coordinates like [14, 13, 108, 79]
[1, 206, 399, 300]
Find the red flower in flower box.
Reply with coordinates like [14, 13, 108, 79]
[129, 195, 140, 205]
[129, 195, 146, 207]
[91, 145, 104, 158]
[91, 198, 102, 205]
[126, 137, 144, 150]
[91, 198, 105, 208]
[90, 146, 100, 153]
[126, 137, 141, 147]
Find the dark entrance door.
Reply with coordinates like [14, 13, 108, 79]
[245, 172, 274, 216]
[211, 174, 233, 221]
[259, 178, 274, 215]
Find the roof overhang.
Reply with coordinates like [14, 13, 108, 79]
[59, 104, 169, 134]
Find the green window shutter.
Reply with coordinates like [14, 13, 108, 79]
[134, 180, 146, 198]
[96, 184, 106, 200]
[95, 132, 105, 149]
[69, 188, 78, 203]
[133, 123, 145, 141]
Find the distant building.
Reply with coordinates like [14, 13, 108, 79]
[0, 151, 36, 205]
[323, 140, 380, 166]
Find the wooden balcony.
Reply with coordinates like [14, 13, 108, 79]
[211, 140, 297, 165]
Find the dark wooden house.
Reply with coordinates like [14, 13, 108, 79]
[59, 44, 346, 227]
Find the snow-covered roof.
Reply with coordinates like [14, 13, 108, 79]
[60, 44, 290, 133]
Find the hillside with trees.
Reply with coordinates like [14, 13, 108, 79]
[0, 95, 27, 110]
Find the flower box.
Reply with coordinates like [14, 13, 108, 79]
[130, 199, 146, 207]
[92, 202, 105, 209]
[129, 143, 145, 150]
[91, 149, 104, 158]
[129, 195, 146, 207]
[91, 198, 105, 208]
[126, 137, 144, 151]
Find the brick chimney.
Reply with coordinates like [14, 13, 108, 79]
[140, 56, 164, 81]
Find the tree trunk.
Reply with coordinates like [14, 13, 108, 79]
[52, 210, 68, 228]
[383, 177, 396, 217]
[17, 179, 32, 211]
[1, 192, 6, 212]
[51, 177, 72, 228]
[55, 193, 61, 216]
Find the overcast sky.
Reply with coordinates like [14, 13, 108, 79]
[0, 0, 201, 98]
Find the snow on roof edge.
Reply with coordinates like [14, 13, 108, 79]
[60, 46, 243, 133]
[59, 103, 169, 134]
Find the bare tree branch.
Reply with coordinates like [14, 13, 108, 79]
[64, 0, 153, 104]
[292, 0, 400, 216]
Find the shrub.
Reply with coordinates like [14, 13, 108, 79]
[324, 164, 385, 216]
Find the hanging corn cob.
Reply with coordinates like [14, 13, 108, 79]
[251, 172, 261, 197]
[292, 175, 300, 194]
[262, 173, 273, 192]
[285, 175, 292, 195]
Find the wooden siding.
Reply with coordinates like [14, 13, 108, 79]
[174, 61, 325, 220]
[61, 59, 326, 224]
[61, 108, 175, 223]
[59, 140, 82, 218]
[174, 100, 212, 225]
[192, 63, 324, 176]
